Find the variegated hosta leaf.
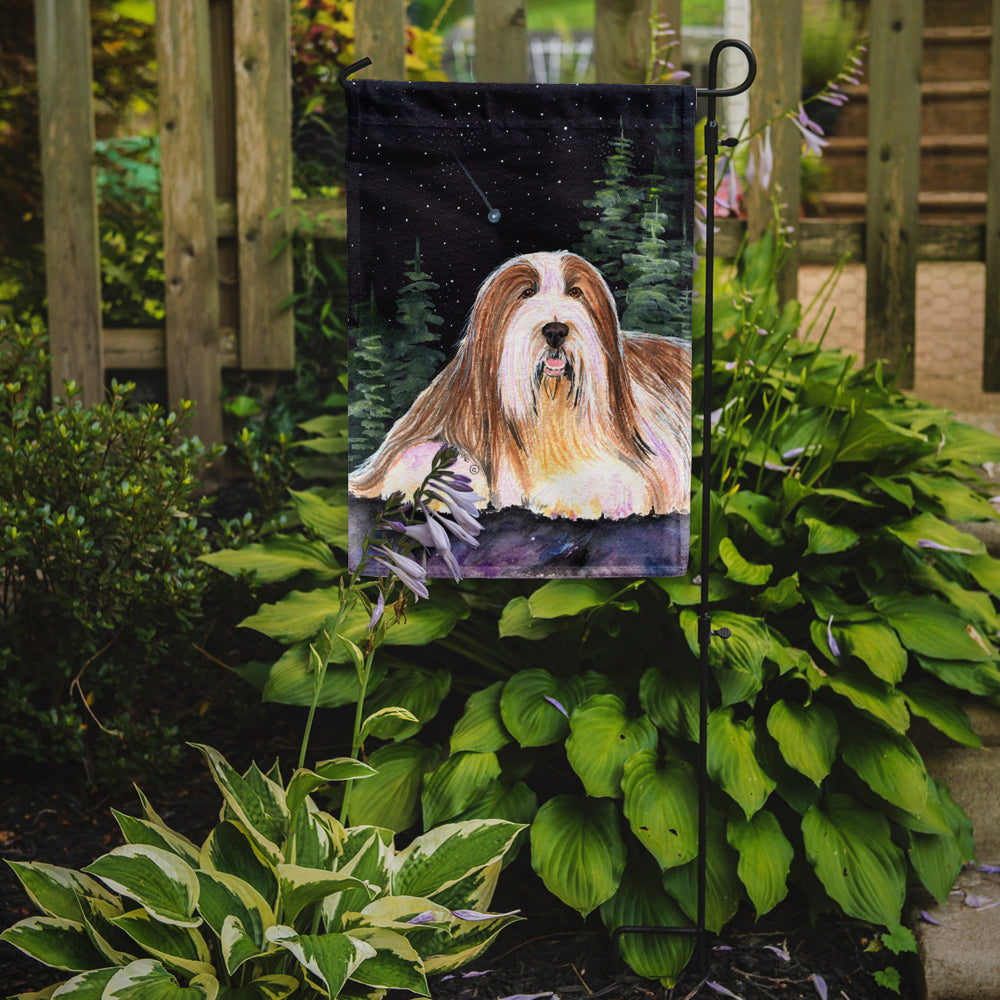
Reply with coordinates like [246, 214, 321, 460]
[265, 926, 375, 998]
[0, 916, 107, 971]
[287, 800, 344, 870]
[214, 974, 300, 999]
[285, 762, 375, 823]
[110, 908, 214, 979]
[102, 958, 217, 999]
[77, 894, 135, 966]
[802, 793, 906, 927]
[726, 810, 793, 918]
[323, 829, 393, 931]
[195, 870, 274, 974]
[199, 822, 278, 910]
[276, 865, 375, 925]
[529, 796, 626, 917]
[765, 699, 838, 786]
[620, 751, 698, 871]
[5, 861, 117, 922]
[391, 820, 525, 901]
[83, 846, 200, 927]
[345, 926, 429, 994]
[112, 810, 201, 868]
[190, 745, 288, 863]
[43, 965, 117, 996]
[600, 852, 694, 986]
[417, 907, 522, 975]
[565, 695, 658, 799]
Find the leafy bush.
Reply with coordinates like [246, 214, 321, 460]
[1, 743, 524, 998]
[0, 316, 220, 782]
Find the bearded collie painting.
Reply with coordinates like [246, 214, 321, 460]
[344, 80, 696, 577]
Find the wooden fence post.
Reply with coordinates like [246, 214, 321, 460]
[234, 0, 294, 369]
[746, 0, 801, 305]
[865, 0, 923, 390]
[474, 0, 526, 83]
[34, 0, 103, 405]
[594, 0, 656, 85]
[158, 0, 223, 445]
[984, 0, 1000, 391]
[355, 0, 406, 80]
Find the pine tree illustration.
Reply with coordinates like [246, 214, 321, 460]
[349, 289, 394, 467]
[390, 240, 446, 419]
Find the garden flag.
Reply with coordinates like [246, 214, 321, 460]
[345, 80, 696, 578]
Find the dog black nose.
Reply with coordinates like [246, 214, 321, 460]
[542, 322, 568, 348]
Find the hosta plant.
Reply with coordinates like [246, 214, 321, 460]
[1, 744, 523, 999]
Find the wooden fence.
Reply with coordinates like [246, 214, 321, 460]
[33, 0, 1000, 445]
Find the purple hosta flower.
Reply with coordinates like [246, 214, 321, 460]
[440, 970, 493, 982]
[426, 479, 485, 537]
[917, 538, 974, 555]
[707, 982, 742, 999]
[716, 158, 740, 215]
[544, 695, 569, 718]
[763, 944, 791, 962]
[451, 908, 521, 921]
[746, 125, 774, 191]
[367, 590, 385, 631]
[827, 615, 841, 657]
[792, 104, 829, 156]
[370, 544, 429, 600]
[497, 994, 557, 1000]
[979, 864, 1000, 874]
[407, 911, 438, 925]
[812, 974, 828, 1000]
[390, 505, 463, 581]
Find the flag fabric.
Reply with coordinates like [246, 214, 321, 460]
[345, 79, 695, 578]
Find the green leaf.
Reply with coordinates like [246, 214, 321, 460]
[34, 967, 117, 998]
[421, 752, 502, 829]
[766, 700, 838, 786]
[216, 975, 299, 1000]
[452, 781, 538, 827]
[199, 822, 278, 910]
[600, 852, 694, 986]
[916, 655, 1000, 696]
[497, 597, 566, 639]
[835, 621, 908, 684]
[363, 667, 451, 740]
[530, 796, 627, 917]
[450, 681, 511, 754]
[285, 760, 376, 822]
[840, 720, 928, 816]
[565, 695, 658, 798]
[835, 410, 928, 463]
[727, 811, 793, 918]
[526, 579, 617, 618]
[802, 794, 906, 926]
[681, 611, 771, 706]
[814, 665, 910, 732]
[718, 537, 772, 585]
[499, 670, 584, 747]
[195, 871, 273, 974]
[901, 680, 982, 747]
[265, 926, 374, 997]
[874, 594, 995, 662]
[0, 916, 107, 971]
[359, 706, 421, 742]
[103, 959, 217, 999]
[621, 751, 698, 871]
[5, 862, 117, 922]
[200, 536, 341, 583]
[756, 573, 804, 614]
[935, 420, 1000, 464]
[347, 741, 440, 832]
[110, 909, 214, 978]
[260, 645, 381, 709]
[346, 926, 429, 994]
[393, 820, 524, 901]
[639, 665, 699, 742]
[288, 488, 349, 546]
[276, 865, 372, 925]
[905, 472, 998, 521]
[707, 708, 776, 818]
[83, 846, 200, 928]
[724, 490, 784, 545]
[886, 512, 985, 556]
[802, 517, 859, 556]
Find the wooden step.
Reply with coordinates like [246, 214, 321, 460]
[815, 189, 988, 221]
[922, 0, 992, 28]
[922, 25, 992, 83]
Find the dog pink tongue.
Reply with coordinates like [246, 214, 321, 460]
[544, 357, 566, 376]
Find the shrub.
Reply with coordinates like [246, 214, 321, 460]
[0, 316, 219, 782]
[1, 743, 524, 997]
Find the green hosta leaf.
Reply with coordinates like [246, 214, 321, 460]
[499, 669, 584, 747]
[835, 621, 907, 684]
[566, 695, 657, 798]
[724, 490, 783, 545]
[200, 822, 278, 910]
[276, 865, 373, 925]
[756, 573, 804, 614]
[867, 474, 914, 509]
[661, 807, 742, 934]
[200, 535, 341, 584]
[347, 741, 440, 832]
[288, 488, 349, 546]
[802, 517, 859, 556]
[909, 828, 965, 905]
[902, 680, 982, 747]
[450, 681, 510, 754]
[727, 811, 793, 918]
[814, 665, 910, 732]
[681, 610, 770, 706]
[718, 537, 772, 585]
[621, 751, 698, 871]
[707, 708, 776, 819]
[111, 909, 213, 977]
[346, 926, 428, 994]
[453, 780, 538, 827]
[265, 926, 375, 997]
[103, 959, 217, 999]
[191, 746, 287, 862]
[195, 871, 273, 974]
[217, 975, 299, 999]
[654, 573, 737, 606]
[639, 665, 699, 742]
[874, 594, 995, 662]
[967, 553, 1000, 598]
[802, 794, 906, 926]
[600, 852, 694, 986]
[840, 721, 928, 816]
[527, 579, 617, 618]
[916, 655, 1000, 696]
[935, 420, 1000, 464]
[421, 751, 502, 829]
[835, 410, 927, 463]
[886, 511, 985, 556]
[112, 812, 201, 868]
[39, 966, 117, 997]
[766, 700, 838, 786]
[260, 644, 385, 709]
[5, 862, 117, 922]
[497, 596, 565, 639]
[0, 916, 107, 971]
[905, 472, 998, 521]
[530, 796, 626, 917]
[393, 820, 524, 901]
[363, 667, 451, 740]
[84, 846, 200, 927]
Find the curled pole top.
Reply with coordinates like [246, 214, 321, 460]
[697, 39, 756, 103]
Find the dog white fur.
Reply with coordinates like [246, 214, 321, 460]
[349, 250, 691, 520]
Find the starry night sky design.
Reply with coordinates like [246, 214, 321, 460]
[345, 80, 696, 345]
